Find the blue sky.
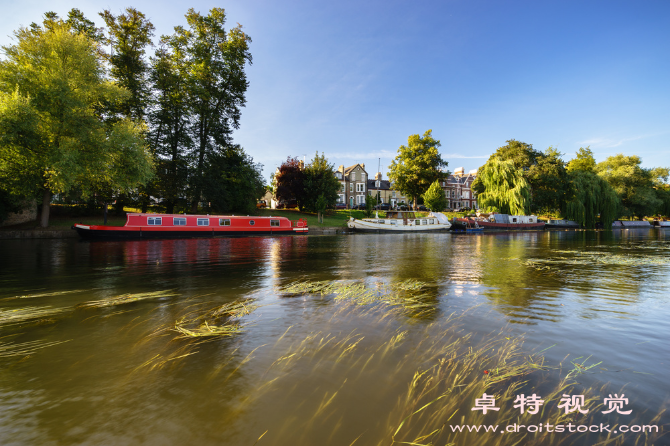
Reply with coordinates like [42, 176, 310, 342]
[2, 0, 669, 183]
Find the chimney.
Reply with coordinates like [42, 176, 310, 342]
[375, 172, 382, 180]
[361, 163, 365, 170]
[339, 165, 344, 173]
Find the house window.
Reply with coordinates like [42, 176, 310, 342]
[338, 194, 345, 203]
[451, 190, 455, 198]
[219, 219, 230, 226]
[249, 220, 255, 226]
[148, 217, 162, 225]
[463, 191, 470, 199]
[357, 195, 365, 204]
[356, 183, 365, 192]
[341, 184, 345, 192]
[197, 218, 209, 226]
[271, 219, 280, 227]
[446, 200, 450, 208]
[473, 201, 477, 209]
[361, 173, 365, 181]
[350, 184, 354, 192]
[392, 191, 396, 198]
[336, 172, 342, 179]
[351, 172, 356, 181]
[173, 217, 186, 226]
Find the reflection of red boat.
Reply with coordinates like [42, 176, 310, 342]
[73, 213, 308, 239]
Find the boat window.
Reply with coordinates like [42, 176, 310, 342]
[219, 219, 230, 226]
[197, 218, 209, 226]
[390, 220, 397, 225]
[148, 217, 162, 225]
[249, 220, 255, 226]
[415, 220, 420, 226]
[270, 220, 280, 227]
[378, 220, 385, 224]
[512, 218, 517, 223]
[429, 219, 434, 224]
[422, 220, 427, 225]
[173, 217, 186, 226]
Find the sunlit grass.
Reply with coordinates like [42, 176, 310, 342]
[0, 306, 69, 327]
[77, 290, 178, 309]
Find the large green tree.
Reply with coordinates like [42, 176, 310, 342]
[100, 8, 155, 122]
[302, 152, 341, 219]
[563, 169, 620, 228]
[200, 145, 264, 215]
[149, 40, 192, 213]
[596, 154, 664, 219]
[388, 130, 448, 208]
[475, 140, 569, 214]
[475, 158, 531, 215]
[0, 17, 153, 227]
[177, 8, 252, 212]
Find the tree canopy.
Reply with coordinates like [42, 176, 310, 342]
[422, 180, 447, 212]
[596, 154, 663, 219]
[302, 152, 340, 214]
[475, 158, 530, 215]
[567, 147, 596, 173]
[0, 16, 153, 227]
[388, 130, 448, 207]
[273, 157, 305, 208]
[563, 169, 620, 228]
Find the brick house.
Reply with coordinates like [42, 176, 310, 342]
[335, 164, 368, 208]
[441, 167, 478, 210]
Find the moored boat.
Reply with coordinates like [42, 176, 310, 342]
[450, 218, 484, 233]
[346, 211, 451, 233]
[468, 213, 545, 231]
[72, 213, 308, 239]
[543, 219, 581, 229]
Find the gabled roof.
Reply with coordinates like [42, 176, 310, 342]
[344, 164, 366, 174]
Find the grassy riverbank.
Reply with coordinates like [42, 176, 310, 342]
[1, 205, 469, 231]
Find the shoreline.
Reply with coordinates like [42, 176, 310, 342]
[0, 226, 351, 239]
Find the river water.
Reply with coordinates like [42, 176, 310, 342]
[0, 230, 668, 445]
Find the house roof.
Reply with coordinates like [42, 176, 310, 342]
[344, 164, 366, 174]
[367, 179, 391, 190]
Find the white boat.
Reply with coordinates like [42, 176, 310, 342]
[347, 211, 451, 233]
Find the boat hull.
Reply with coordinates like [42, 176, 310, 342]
[73, 225, 307, 239]
[475, 221, 545, 231]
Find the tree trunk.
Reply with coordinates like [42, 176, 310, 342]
[103, 201, 108, 225]
[40, 188, 51, 228]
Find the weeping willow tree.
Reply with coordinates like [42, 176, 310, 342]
[477, 158, 530, 215]
[563, 170, 620, 229]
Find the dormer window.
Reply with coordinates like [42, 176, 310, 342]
[375, 180, 380, 188]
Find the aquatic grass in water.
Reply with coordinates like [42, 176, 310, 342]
[173, 299, 258, 338]
[0, 306, 69, 327]
[524, 250, 670, 271]
[77, 290, 178, 309]
[0, 339, 70, 358]
[279, 279, 435, 315]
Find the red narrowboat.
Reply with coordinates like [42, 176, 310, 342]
[72, 213, 308, 239]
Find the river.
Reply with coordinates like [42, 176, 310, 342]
[0, 229, 668, 445]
